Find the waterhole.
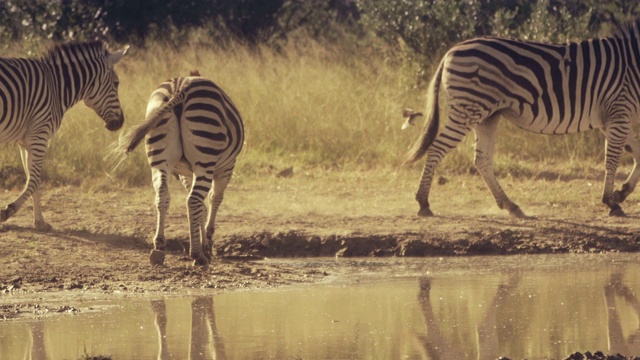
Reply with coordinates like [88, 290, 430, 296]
[1, 254, 640, 359]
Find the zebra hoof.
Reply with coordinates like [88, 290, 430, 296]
[0, 205, 15, 222]
[149, 249, 166, 266]
[509, 207, 528, 219]
[34, 220, 52, 231]
[192, 254, 210, 268]
[609, 207, 626, 217]
[417, 207, 434, 217]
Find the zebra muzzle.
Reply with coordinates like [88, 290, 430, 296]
[106, 114, 124, 131]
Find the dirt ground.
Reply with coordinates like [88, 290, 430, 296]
[2, 169, 640, 310]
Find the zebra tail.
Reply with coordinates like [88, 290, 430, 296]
[118, 88, 188, 156]
[107, 85, 189, 172]
[404, 59, 444, 165]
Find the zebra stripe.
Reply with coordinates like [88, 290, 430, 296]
[117, 72, 244, 266]
[0, 41, 128, 229]
[406, 19, 640, 218]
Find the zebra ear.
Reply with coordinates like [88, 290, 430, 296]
[108, 45, 130, 66]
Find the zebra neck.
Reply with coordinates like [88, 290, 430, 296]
[44, 55, 96, 114]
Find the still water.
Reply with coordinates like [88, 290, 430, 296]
[2, 254, 640, 359]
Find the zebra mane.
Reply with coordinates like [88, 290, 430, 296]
[41, 40, 107, 62]
[612, 18, 640, 40]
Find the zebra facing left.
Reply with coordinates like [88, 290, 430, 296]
[405, 18, 640, 218]
[0, 41, 128, 230]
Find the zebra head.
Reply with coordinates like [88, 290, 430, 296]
[82, 44, 129, 132]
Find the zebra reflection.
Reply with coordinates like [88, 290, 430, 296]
[604, 271, 640, 355]
[150, 296, 226, 359]
[414, 275, 520, 359]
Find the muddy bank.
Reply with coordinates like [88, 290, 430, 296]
[500, 353, 640, 360]
[216, 227, 640, 258]
[2, 174, 640, 299]
[4, 219, 637, 300]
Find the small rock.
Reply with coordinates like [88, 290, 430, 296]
[277, 167, 294, 178]
[65, 282, 83, 290]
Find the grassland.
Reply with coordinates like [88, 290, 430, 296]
[0, 36, 622, 190]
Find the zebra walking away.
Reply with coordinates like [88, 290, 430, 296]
[406, 19, 640, 218]
[116, 72, 244, 267]
[0, 41, 128, 230]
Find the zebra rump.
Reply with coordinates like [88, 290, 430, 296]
[116, 73, 244, 267]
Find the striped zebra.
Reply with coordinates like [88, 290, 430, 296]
[116, 71, 244, 267]
[0, 41, 128, 230]
[405, 19, 640, 218]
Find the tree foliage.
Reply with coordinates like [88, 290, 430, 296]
[357, 0, 640, 60]
[2, 0, 640, 67]
[0, 0, 360, 48]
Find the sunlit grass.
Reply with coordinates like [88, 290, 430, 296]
[0, 35, 620, 189]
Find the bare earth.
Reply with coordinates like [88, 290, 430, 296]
[1, 169, 640, 317]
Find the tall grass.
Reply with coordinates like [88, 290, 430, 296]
[0, 35, 618, 189]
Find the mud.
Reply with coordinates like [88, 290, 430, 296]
[1, 172, 640, 324]
[556, 352, 639, 360]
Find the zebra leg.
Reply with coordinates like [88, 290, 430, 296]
[474, 116, 526, 218]
[178, 174, 193, 192]
[19, 145, 51, 230]
[204, 172, 231, 261]
[602, 126, 629, 217]
[187, 171, 212, 267]
[613, 135, 640, 204]
[415, 121, 474, 217]
[0, 145, 46, 227]
[150, 167, 170, 266]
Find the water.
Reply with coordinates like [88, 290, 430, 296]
[2, 254, 640, 359]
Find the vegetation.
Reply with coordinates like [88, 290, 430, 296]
[0, 1, 639, 188]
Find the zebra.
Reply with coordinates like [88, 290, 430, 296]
[0, 41, 128, 230]
[116, 71, 244, 267]
[405, 19, 640, 218]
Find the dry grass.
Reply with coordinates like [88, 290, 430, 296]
[0, 36, 618, 190]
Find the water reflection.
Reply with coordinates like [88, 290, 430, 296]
[151, 299, 169, 359]
[604, 271, 640, 355]
[26, 320, 46, 360]
[189, 296, 225, 359]
[2, 256, 640, 359]
[151, 296, 226, 360]
[414, 274, 521, 359]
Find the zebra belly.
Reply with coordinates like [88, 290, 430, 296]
[497, 105, 603, 135]
[0, 129, 25, 143]
[445, 75, 603, 135]
[0, 107, 31, 143]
